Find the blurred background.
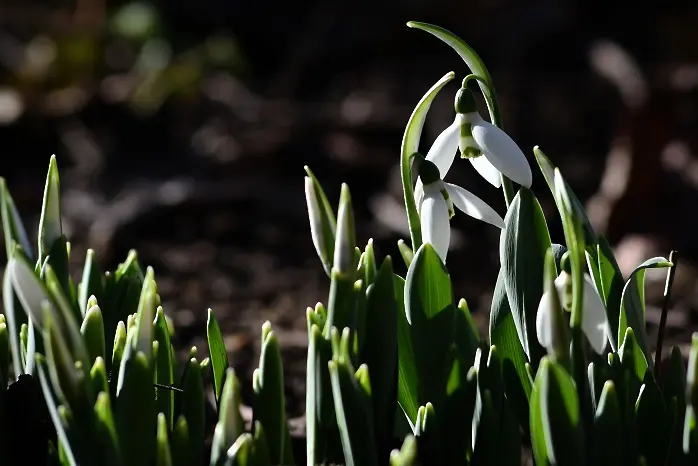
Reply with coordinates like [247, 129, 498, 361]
[2, 0, 698, 417]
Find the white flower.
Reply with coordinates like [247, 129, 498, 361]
[417, 160, 504, 262]
[536, 271, 610, 354]
[413, 87, 532, 201]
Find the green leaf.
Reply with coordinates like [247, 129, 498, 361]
[304, 166, 337, 277]
[619, 257, 672, 367]
[619, 327, 649, 384]
[42, 303, 87, 411]
[78, 249, 103, 317]
[596, 236, 624, 351]
[414, 402, 440, 464]
[530, 358, 585, 466]
[133, 267, 157, 361]
[0, 177, 32, 259]
[406, 22, 499, 124]
[37, 155, 63, 265]
[662, 345, 687, 434]
[394, 273, 419, 428]
[541, 247, 571, 371]
[207, 308, 229, 403]
[81, 305, 106, 366]
[94, 391, 121, 466]
[498, 382, 524, 465]
[683, 406, 698, 461]
[499, 188, 550, 366]
[251, 421, 273, 466]
[210, 368, 244, 466]
[156, 413, 173, 466]
[8, 250, 55, 331]
[361, 256, 398, 455]
[115, 343, 156, 466]
[329, 330, 378, 466]
[490, 269, 532, 401]
[533, 147, 597, 247]
[43, 263, 90, 370]
[45, 234, 73, 309]
[332, 184, 357, 276]
[154, 306, 175, 430]
[253, 323, 293, 465]
[171, 416, 191, 466]
[305, 323, 324, 466]
[687, 334, 698, 411]
[404, 243, 455, 418]
[389, 435, 417, 466]
[397, 240, 414, 269]
[442, 361, 477, 462]
[0, 320, 7, 385]
[178, 357, 205, 466]
[399, 71, 455, 251]
[361, 239, 377, 287]
[36, 355, 78, 466]
[636, 372, 669, 466]
[324, 266, 356, 339]
[3, 265, 24, 377]
[454, 298, 480, 367]
[470, 385, 498, 466]
[90, 357, 109, 396]
[110, 321, 127, 394]
[591, 381, 624, 466]
[684, 333, 698, 459]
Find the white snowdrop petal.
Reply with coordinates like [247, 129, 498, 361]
[414, 179, 425, 210]
[582, 275, 610, 353]
[444, 183, 505, 229]
[470, 116, 533, 188]
[536, 291, 552, 350]
[420, 189, 450, 262]
[469, 155, 502, 188]
[425, 118, 460, 178]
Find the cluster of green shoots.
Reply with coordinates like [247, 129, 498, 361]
[1, 21, 698, 466]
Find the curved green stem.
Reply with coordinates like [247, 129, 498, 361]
[407, 21, 517, 208]
[400, 71, 455, 251]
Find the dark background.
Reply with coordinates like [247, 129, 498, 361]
[2, 0, 698, 416]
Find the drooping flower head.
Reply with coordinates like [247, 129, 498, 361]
[413, 82, 533, 206]
[536, 268, 610, 354]
[417, 159, 504, 262]
[454, 85, 532, 189]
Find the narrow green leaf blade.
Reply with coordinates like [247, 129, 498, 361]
[489, 268, 532, 400]
[304, 166, 337, 277]
[154, 306, 175, 429]
[37, 155, 63, 265]
[361, 257, 398, 454]
[0, 177, 32, 260]
[619, 257, 672, 366]
[405, 243, 455, 418]
[328, 358, 378, 466]
[207, 308, 229, 403]
[406, 22, 500, 125]
[78, 249, 103, 317]
[399, 71, 455, 250]
[156, 413, 173, 466]
[253, 324, 293, 465]
[499, 188, 550, 366]
[394, 273, 419, 428]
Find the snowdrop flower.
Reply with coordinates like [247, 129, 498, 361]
[536, 270, 610, 354]
[417, 159, 504, 262]
[413, 84, 532, 203]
